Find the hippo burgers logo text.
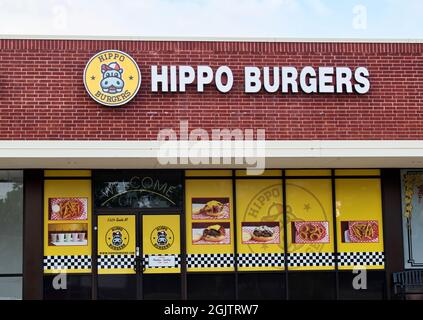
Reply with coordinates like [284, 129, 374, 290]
[83, 50, 141, 107]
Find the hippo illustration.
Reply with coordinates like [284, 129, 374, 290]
[112, 230, 123, 247]
[100, 62, 124, 94]
[157, 230, 168, 246]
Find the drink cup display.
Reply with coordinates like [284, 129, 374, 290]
[65, 233, 72, 242]
[72, 233, 79, 242]
[51, 233, 58, 243]
[57, 233, 65, 242]
[78, 233, 86, 241]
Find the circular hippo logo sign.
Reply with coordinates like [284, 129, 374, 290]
[83, 50, 141, 107]
[106, 226, 130, 251]
[151, 226, 174, 250]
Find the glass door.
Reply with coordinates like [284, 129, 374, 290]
[95, 213, 181, 300]
[141, 214, 181, 299]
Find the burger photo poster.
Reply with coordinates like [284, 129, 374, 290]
[185, 179, 234, 272]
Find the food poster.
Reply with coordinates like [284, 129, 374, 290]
[236, 180, 284, 271]
[192, 198, 230, 220]
[97, 215, 136, 275]
[192, 222, 231, 245]
[186, 179, 234, 272]
[142, 215, 181, 274]
[44, 179, 92, 274]
[286, 179, 335, 271]
[336, 179, 384, 270]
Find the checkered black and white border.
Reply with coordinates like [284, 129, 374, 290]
[338, 252, 384, 266]
[98, 254, 135, 269]
[187, 253, 234, 269]
[43, 255, 91, 270]
[288, 252, 335, 267]
[143, 254, 181, 269]
[237, 253, 285, 268]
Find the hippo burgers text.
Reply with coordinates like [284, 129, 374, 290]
[84, 50, 371, 107]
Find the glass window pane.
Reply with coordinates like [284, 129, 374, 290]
[43, 275, 92, 300]
[94, 170, 183, 209]
[187, 274, 235, 300]
[335, 169, 380, 176]
[235, 170, 282, 177]
[0, 170, 23, 274]
[339, 270, 386, 300]
[288, 271, 336, 300]
[44, 170, 91, 177]
[286, 179, 334, 270]
[401, 170, 423, 268]
[143, 274, 181, 300]
[238, 272, 285, 300]
[185, 170, 232, 177]
[285, 170, 331, 176]
[97, 275, 137, 300]
[0, 277, 22, 300]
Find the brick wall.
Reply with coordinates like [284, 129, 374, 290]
[0, 39, 422, 140]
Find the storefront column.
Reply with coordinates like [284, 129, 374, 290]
[23, 170, 44, 299]
[381, 169, 404, 300]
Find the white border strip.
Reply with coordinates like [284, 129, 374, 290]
[1, 140, 423, 169]
[1, 34, 423, 43]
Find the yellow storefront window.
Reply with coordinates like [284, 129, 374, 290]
[286, 179, 334, 270]
[335, 169, 380, 176]
[236, 180, 284, 271]
[44, 179, 92, 274]
[185, 170, 232, 177]
[285, 170, 331, 177]
[335, 178, 384, 270]
[235, 170, 282, 177]
[185, 179, 234, 272]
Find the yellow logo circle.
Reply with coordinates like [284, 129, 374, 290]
[106, 226, 130, 251]
[151, 226, 174, 250]
[83, 50, 141, 106]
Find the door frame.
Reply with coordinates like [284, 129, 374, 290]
[92, 210, 184, 300]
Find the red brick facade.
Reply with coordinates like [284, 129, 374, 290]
[0, 39, 422, 140]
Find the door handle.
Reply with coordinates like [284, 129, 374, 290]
[141, 256, 146, 272]
[133, 256, 146, 273]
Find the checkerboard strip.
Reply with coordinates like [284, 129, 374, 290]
[143, 254, 181, 268]
[43, 255, 91, 270]
[338, 252, 384, 266]
[187, 254, 234, 268]
[288, 252, 335, 267]
[98, 254, 135, 269]
[237, 253, 285, 267]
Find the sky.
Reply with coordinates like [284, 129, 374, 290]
[0, 0, 422, 39]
